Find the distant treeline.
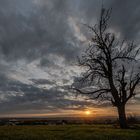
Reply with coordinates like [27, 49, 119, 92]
[0, 116, 140, 126]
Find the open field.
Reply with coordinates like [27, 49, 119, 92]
[0, 125, 140, 140]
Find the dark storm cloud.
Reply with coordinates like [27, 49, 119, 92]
[110, 0, 140, 40]
[0, 0, 81, 64]
[0, 0, 140, 115]
[0, 75, 97, 114]
[0, 0, 139, 63]
[30, 79, 55, 85]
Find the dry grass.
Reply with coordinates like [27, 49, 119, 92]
[0, 124, 140, 140]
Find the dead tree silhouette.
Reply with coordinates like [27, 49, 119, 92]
[72, 8, 140, 129]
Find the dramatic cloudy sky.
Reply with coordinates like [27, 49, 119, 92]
[0, 0, 140, 117]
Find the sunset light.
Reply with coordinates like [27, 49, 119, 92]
[85, 111, 91, 116]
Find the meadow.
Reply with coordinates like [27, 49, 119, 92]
[0, 125, 140, 140]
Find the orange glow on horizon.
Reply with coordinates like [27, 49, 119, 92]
[0, 104, 139, 118]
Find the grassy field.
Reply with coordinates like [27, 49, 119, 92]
[0, 125, 140, 140]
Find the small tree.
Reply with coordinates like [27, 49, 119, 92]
[73, 8, 140, 129]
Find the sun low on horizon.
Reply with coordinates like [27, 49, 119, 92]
[85, 110, 91, 116]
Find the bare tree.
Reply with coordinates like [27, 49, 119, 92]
[72, 8, 140, 129]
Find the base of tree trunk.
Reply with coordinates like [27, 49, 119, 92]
[117, 105, 128, 129]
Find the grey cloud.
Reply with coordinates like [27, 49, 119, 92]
[0, 0, 80, 64]
[0, 0, 140, 63]
[0, 76, 96, 114]
[110, 0, 140, 40]
[0, 0, 140, 115]
[30, 79, 55, 85]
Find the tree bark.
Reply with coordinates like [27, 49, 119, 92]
[117, 105, 128, 129]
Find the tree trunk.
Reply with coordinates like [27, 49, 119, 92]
[117, 105, 128, 129]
